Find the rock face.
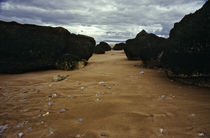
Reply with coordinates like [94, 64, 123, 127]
[113, 43, 125, 50]
[161, 0, 210, 75]
[124, 30, 166, 67]
[0, 20, 96, 73]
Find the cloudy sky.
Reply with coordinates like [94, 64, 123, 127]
[0, 0, 206, 43]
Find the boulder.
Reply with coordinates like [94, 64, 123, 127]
[94, 45, 106, 54]
[113, 43, 126, 50]
[97, 42, 111, 51]
[161, 0, 210, 75]
[0, 20, 96, 73]
[124, 30, 167, 67]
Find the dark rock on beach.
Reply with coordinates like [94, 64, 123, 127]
[161, 0, 210, 76]
[124, 30, 167, 67]
[97, 42, 111, 51]
[0, 20, 96, 73]
[113, 43, 125, 50]
[94, 45, 106, 54]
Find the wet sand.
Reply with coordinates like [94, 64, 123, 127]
[0, 51, 210, 138]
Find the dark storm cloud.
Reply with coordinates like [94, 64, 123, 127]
[0, 0, 206, 42]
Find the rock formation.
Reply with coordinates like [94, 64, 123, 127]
[161, 0, 210, 75]
[96, 42, 111, 51]
[94, 46, 106, 54]
[124, 30, 167, 67]
[0, 20, 96, 73]
[113, 43, 125, 50]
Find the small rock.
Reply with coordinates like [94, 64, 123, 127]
[41, 121, 44, 124]
[80, 87, 85, 90]
[108, 87, 112, 89]
[160, 128, 164, 134]
[98, 81, 105, 85]
[18, 132, 24, 137]
[28, 127, 32, 132]
[23, 98, 27, 102]
[60, 108, 66, 113]
[160, 95, 166, 99]
[96, 94, 98, 97]
[48, 102, 52, 106]
[149, 114, 154, 118]
[139, 71, 144, 74]
[49, 93, 57, 98]
[67, 95, 71, 98]
[23, 90, 28, 93]
[49, 128, 54, 135]
[0, 124, 8, 136]
[78, 118, 83, 123]
[76, 134, 81, 138]
[37, 114, 41, 118]
[42, 112, 49, 117]
[101, 132, 106, 136]
[191, 114, 196, 117]
[197, 132, 205, 137]
[96, 98, 100, 102]
[101, 92, 105, 95]
[53, 74, 69, 82]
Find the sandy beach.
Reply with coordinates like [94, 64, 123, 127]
[0, 51, 210, 138]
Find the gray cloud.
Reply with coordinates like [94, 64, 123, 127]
[0, 0, 206, 42]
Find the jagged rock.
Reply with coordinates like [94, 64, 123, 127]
[0, 20, 96, 73]
[161, 0, 210, 75]
[113, 43, 126, 50]
[124, 30, 167, 67]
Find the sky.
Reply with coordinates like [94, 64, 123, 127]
[0, 0, 206, 43]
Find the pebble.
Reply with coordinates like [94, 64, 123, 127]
[49, 128, 54, 135]
[67, 95, 71, 98]
[78, 118, 83, 123]
[191, 113, 196, 117]
[60, 108, 66, 113]
[42, 112, 49, 117]
[49, 93, 57, 98]
[149, 114, 154, 117]
[160, 128, 164, 134]
[41, 121, 45, 124]
[108, 87, 112, 89]
[139, 71, 145, 74]
[48, 102, 52, 106]
[23, 98, 27, 102]
[76, 134, 81, 138]
[101, 132, 106, 136]
[28, 127, 32, 132]
[198, 132, 205, 137]
[98, 81, 105, 85]
[37, 114, 42, 118]
[53, 74, 69, 82]
[160, 95, 166, 99]
[80, 87, 85, 90]
[23, 90, 28, 93]
[101, 92, 105, 95]
[96, 94, 98, 97]
[0, 124, 8, 136]
[96, 98, 100, 102]
[18, 132, 24, 137]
